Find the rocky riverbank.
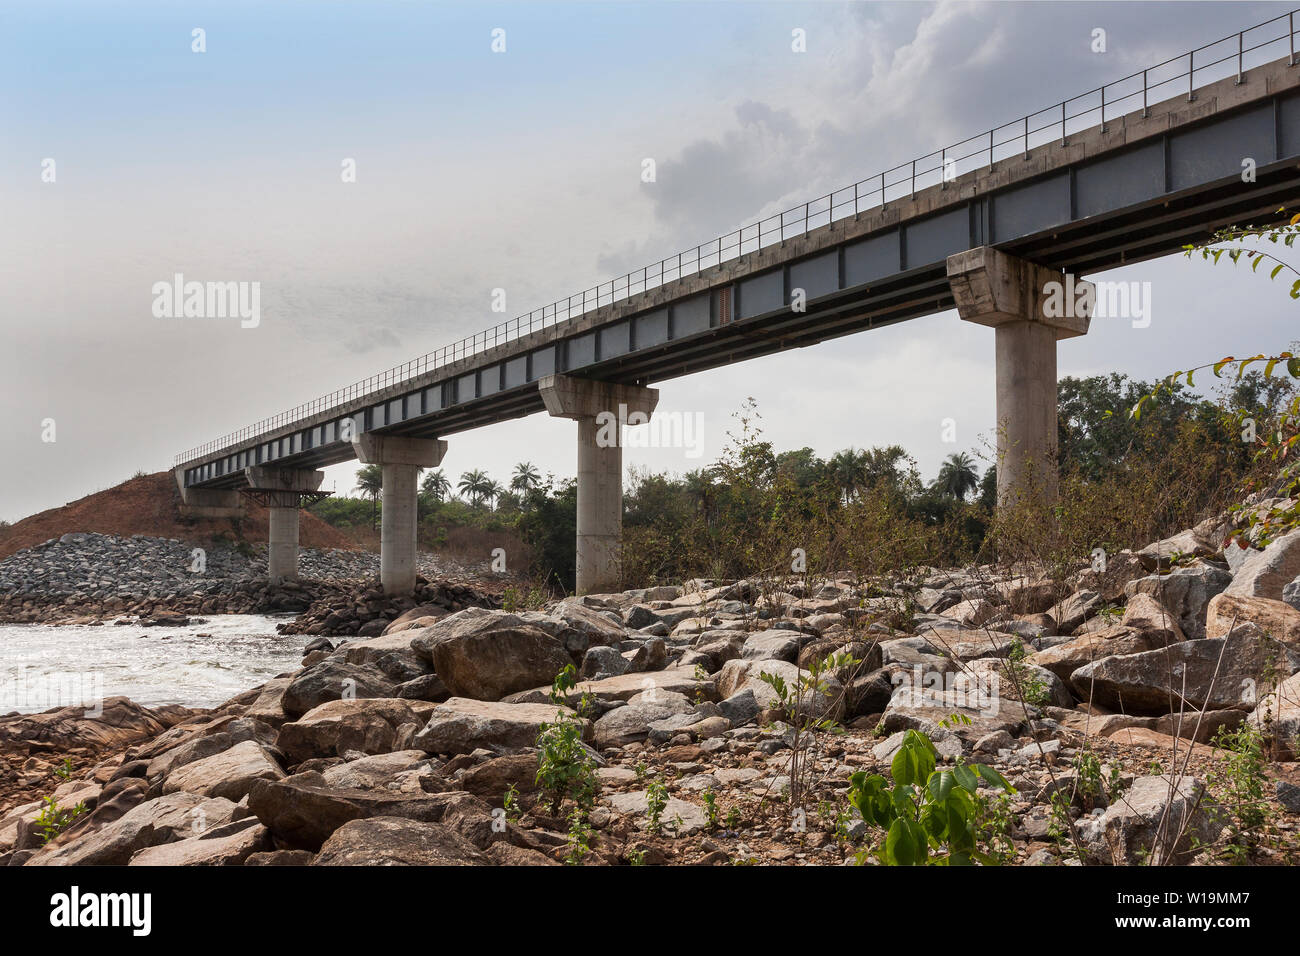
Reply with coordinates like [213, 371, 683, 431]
[4, 504, 1300, 865]
[0, 532, 507, 626]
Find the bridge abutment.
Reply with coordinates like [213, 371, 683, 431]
[539, 374, 659, 595]
[244, 466, 326, 584]
[352, 434, 447, 596]
[946, 247, 1092, 510]
[173, 469, 246, 519]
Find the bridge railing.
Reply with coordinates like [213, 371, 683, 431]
[175, 8, 1300, 468]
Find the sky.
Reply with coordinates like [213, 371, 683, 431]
[2, 0, 1299, 521]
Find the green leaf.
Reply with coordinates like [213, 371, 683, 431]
[1272, 262, 1285, 279]
[928, 770, 956, 803]
[885, 817, 920, 866]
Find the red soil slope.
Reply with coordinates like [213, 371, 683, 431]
[0, 472, 358, 561]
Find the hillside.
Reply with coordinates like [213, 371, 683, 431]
[0, 472, 359, 561]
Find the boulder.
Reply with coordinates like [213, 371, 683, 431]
[414, 698, 588, 755]
[381, 605, 450, 635]
[1077, 774, 1220, 864]
[715, 659, 844, 721]
[1120, 592, 1186, 643]
[410, 608, 571, 701]
[276, 698, 422, 764]
[1125, 564, 1232, 641]
[1226, 529, 1300, 600]
[312, 817, 490, 866]
[580, 645, 630, 680]
[25, 792, 241, 866]
[504, 667, 715, 706]
[1247, 671, 1300, 758]
[1138, 529, 1216, 570]
[1205, 592, 1300, 645]
[161, 740, 285, 801]
[741, 630, 803, 662]
[244, 678, 293, 727]
[247, 773, 456, 850]
[0, 696, 167, 752]
[127, 818, 271, 866]
[282, 660, 397, 718]
[1070, 623, 1299, 715]
[592, 691, 694, 748]
[1031, 625, 1168, 680]
[319, 751, 432, 791]
[1046, 590, 1102, 634]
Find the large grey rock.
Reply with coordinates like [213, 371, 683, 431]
[1247, 671, 1300, 758]
[1226, 529, 1300, 601]
[312, 816, 490, 865]
[276, 698, 422, 764]
[161, 740, 285, 802]
[715, 658, 844, 721]
[128, 818, 271, 866]
[741, 630, 803, 662]
[282, 660, 396, 718]
[409, 607, 572, 701]
[580, 645, 630, 680]
[248, 773, 489, 850]
[25, 792, 241, 866]
[1071, 623, 1300, 715]
[1125, 563, 1233, 640]
[414, 698, 588, 755]
[1031, 625, 1168, 680]
[1077, 774, 1220, 864]
[592, 691, 693, 747]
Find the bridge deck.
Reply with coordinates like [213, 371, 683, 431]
[179, 33, 1300, 490]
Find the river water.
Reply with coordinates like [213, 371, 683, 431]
[0, 614, 304, 713]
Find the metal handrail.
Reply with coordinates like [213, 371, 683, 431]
[175, 8, 1300, 467]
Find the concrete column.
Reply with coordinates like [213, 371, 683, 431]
[539, 374, 659, 594]
[267, 505, 301, 583]
[946, 247, 1092, 509]
[244, 466, 325, 585]
[353, 434, 447, 595]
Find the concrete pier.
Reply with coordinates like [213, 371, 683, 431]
[539, 374, 658, 594]
[353, 434, 447, 595]
[946, 247, 1092, 509]
[243, 466, 325, 583]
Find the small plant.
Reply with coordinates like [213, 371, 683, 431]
[34, 796, 86, 845]
[549, 663, 577, 705]
[535, 713, 598, 814]
[724, 806, 743, 832]
[564, 808, 593, 865]
[703, 789, 719, 830]
[626, 847, 646, 866]
[502, 784, 520, 822]
[757, 651, 859, 808]
[1205, 722, 1270, 863]
[54, 758, 74, 781]
[1004, 639, 1050, 706]
[847, 728, 1013, 865]
[646, 779, 669, 834]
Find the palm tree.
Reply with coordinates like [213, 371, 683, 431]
[483, 479, 504, 511]
[420, 469, 451, 502]
[353, 464, 383, 530]
[457, 469, 493, 508]
[510, 462, 542, 496]
[933, 452, 980, 502]
[828, 448, 870, 503]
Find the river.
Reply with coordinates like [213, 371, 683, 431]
[0, 614, 304, 713]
